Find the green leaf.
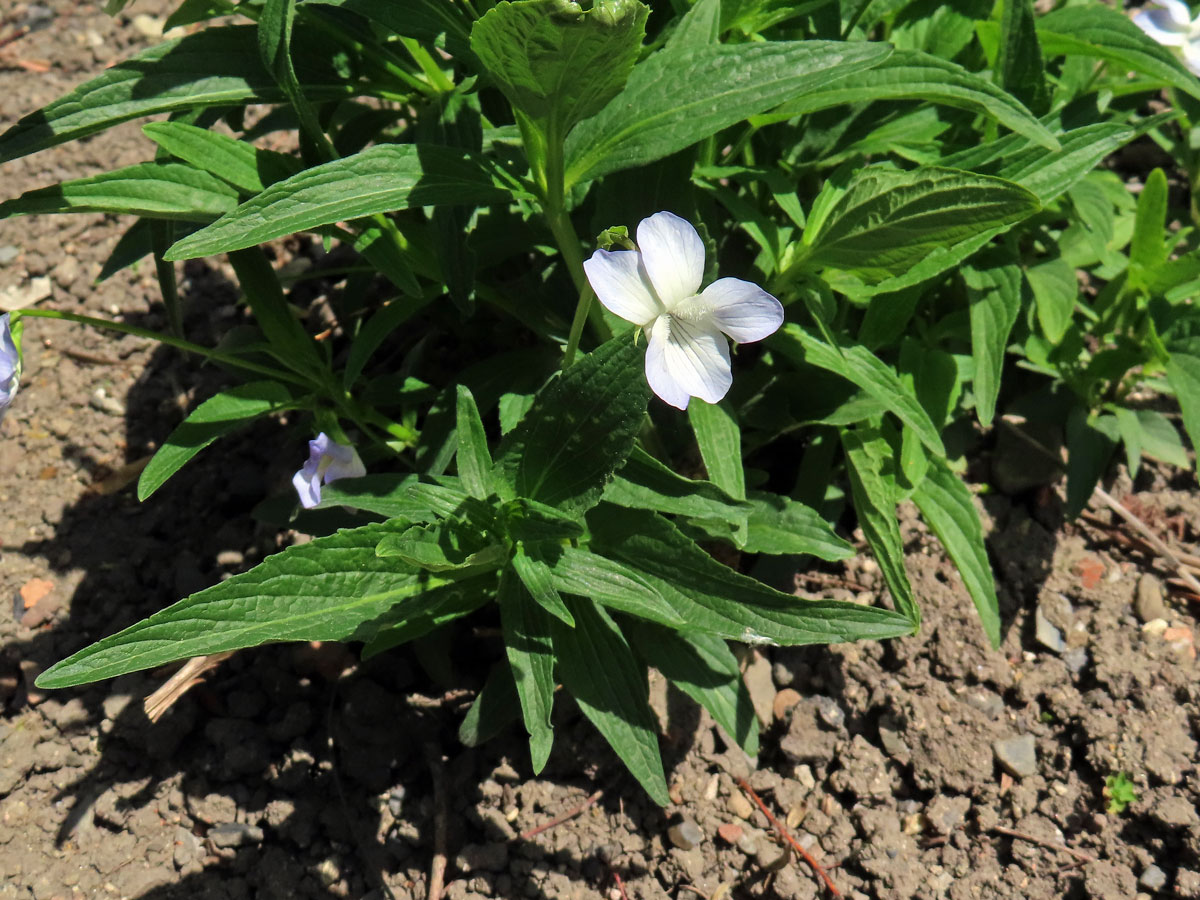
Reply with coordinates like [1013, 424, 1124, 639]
[552, 596, 669, 805]
[167, 143, 520, 259]
[0, 26, 348, 164]
[342, 296, 432, 389]
[0, 163, 239, 223]
[260, 0, 332, 158]
[1066, 410, 1119, 517]
[459, 662, 521, 748]
[772, 324, 945, 457]
[996, 0, 1050, 116]
[1038, 5, 1200, 102]
[470, 0, 648, 140]
[1025, 256, 1076, 344]
[603, 446, 751, 522]
[500, 498, 585, 543]
[36, 521, 457, 688]
[803, 166, 1040, 280]
[376, 520, 506, 573]
[456, 385, 494, 499]
[763, 50, 1057, 150]
[546, 546, 686, 627]
[138, 381, 295, 501]
[492, 336, 649, 516]
[227, 247, 324, 374]
[997, 123, 1136, 206]
[361, 578, 494, 658]
[307, 0, 475, 61]
[588, 504, 915, 645]
[626, 623, 758, 757]
[511, 544, 575, 626]
[911, 455, 1001, 648]
[688, 400, 746, 500]
[1129, 167, 1169, 284]
[841, 428, 918, 627]
[964, 247, 1023, 428]
[498, 570, 557, 773]
[1165, 351, 1200, 466]
[564, 39, 892, 186]
[739, 491, 855, 560]
[318, 475, 494, 528]
[143, 121, 299, 194]
[164, 0, 231, 30]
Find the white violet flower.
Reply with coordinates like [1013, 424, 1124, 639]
[582, 211, 784, 410]
[0, 313, 19, 425]
[293, 433, 366, 509]
[1134, 0, 1200, 74]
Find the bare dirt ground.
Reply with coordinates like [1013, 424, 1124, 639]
[2, 5, 1200, 900]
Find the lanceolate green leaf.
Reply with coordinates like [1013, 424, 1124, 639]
[35, 521, 456, 688]
[0, 26, 348, 164]
[511, 544, 575, 626]
[138, 381, 296, 501]
[546, 546, 686, 627]
[564, 39, 892, 187]
[456, 385, 494, 500]
[763, 50, 1057, 149]
[841, 428, 919, 627]
[803, 166, 1040, 280]
[493, 336, 649, 516]
[587, 504, 915, 645]
[911, 455, 1001, 648]
[552, 596, 670, 805]
[602, 446, 751, 522]
[772, 324, 946, 457]
[688, 400, 746, 500]
[498, 570, 557, 773]
[307, 0, 475, 61]
[740, 491, 855, 560]
[626, 622, 759, 757]
[964, 247, 1023, 428]
[142, 122, 299, 195]
[1037, 5, 1200, 101]
[470, 0, 648, 139]
[1165, 351, 1200, 462]
[167, 143, 519, 259]
[996, 0, 1050, 116]
[0, 163, 239, 222]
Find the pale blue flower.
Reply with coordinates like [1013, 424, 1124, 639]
[293, 433, 366, 508]
[583, 211, 784, 410]
[1134, 0, 1200, 74]
[0, 313, 19, 424]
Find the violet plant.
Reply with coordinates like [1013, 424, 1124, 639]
[2, 0, 1199, 801]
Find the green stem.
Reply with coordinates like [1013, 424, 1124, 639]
[16, 308, 316, 389]
[400, 36, 455, 94]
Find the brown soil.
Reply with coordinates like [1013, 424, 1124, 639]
[2, 5, 1200, 900]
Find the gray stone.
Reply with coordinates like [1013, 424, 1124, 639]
[815, 696, 845, 729]
[1034, 605, 1066, 654]
[1135, 574, 1167, 623]
[1063, 647, 1090, 675]
[878, 715, 910, 759]
[208, 822, 263, 848]
[993, 735, 1038, 778]
[667, 819, 703, 851]
[1139, 865, 1168, 891]
[0, 246, 18, 265]
[926, 795, 971, 835]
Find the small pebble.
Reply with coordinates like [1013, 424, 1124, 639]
[667, 819, 703, 851]
[993, 734, 1037, 778]
[1139, 865, 1167, 891]
[1034, 605, 1066, 654]
[796, 765, 816, 789]
[716, 823, 743, 845]
[727, 791, 754, 820]
[1063, 647, 1089, 675]
[814, 695, 845, 729]
[0, 246, 18, 266]
[1135, 574, 1166, 623]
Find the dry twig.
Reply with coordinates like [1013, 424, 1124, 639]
[1091, 487, 1200, 596]
[423, 742, 449, 900]
[144, 651, 234, 722]
[735, 776, 842, 898]
[518, 789, 603, 840]
[990, 825, 1097, 864]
